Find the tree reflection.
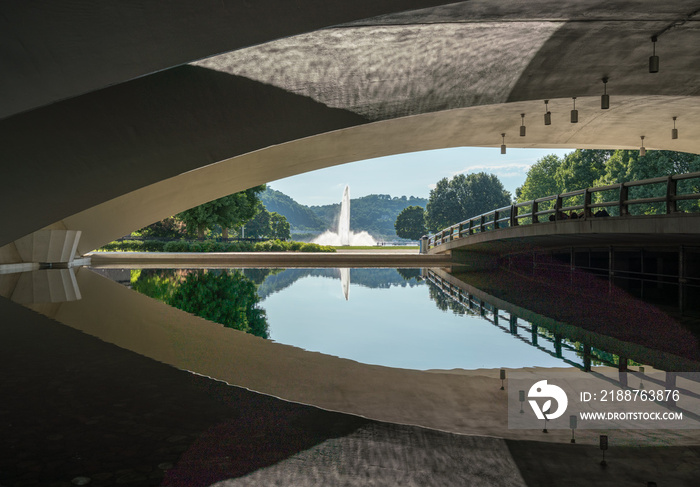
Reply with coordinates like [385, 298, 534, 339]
[132, 269, 269, 338]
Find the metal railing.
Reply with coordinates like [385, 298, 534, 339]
[427, 172, 700, 250]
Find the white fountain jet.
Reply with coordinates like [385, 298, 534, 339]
[313, 185, 376, 246]
[338, 185, 351, 246]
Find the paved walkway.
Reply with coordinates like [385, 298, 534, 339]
[88, 249, 450, 269]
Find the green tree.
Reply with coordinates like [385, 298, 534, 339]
[554, 150, 611, 193]
[516, 154, 563, 202]
[130, 269, 179, 303]
[594, 150, 700, 214]
[245, 204, 272, 238]
[596, 150, 700, 184]
[425, 173, 511, 232]
[245, 205, 291, 240]
[269, 212, 291, 240]
[394, 205, 426, 240]
[137, 217, 187, 239]
[517, 150, 611, 215]
[176, 185, 266, 239]
[168, 270, 269, 338]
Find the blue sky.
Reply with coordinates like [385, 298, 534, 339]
[268, 147, 573, 206]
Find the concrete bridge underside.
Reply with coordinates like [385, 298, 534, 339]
[3, 1, 700, 261]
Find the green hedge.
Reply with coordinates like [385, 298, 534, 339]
[97, 240, 167, 252]
[96, 239, 335, 253]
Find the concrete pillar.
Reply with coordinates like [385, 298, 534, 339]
[13, 230, 81, 264]
[420, 236, 429, 254]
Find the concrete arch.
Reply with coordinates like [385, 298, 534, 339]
[3, 1, 700, 261]
[0, 0, 452, 119]
[35, 94, 700, 256]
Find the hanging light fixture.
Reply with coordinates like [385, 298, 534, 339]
[601, 78, 610, 109]
[672, 116, 678, 139]
[501, 133, 506, 154]
[571, 97, 578, 123]
[520, 114, 526, 136]
[640, 135, 646, 156]
[649, 36, 659, 73]
[544, 100, 551, 125]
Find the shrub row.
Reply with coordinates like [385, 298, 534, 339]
[96, 239, 335, 253]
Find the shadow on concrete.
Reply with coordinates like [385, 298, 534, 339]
[0, 66, 368, 248]
[0, 296, 368, 486]
[506, 439, 700, 487]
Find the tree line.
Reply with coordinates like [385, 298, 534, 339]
[394, 149, 700, 239]
[138, 184, 291, 241]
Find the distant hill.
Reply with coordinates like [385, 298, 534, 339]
[261, 187, 427, 239]
[260, 188, 326, 232]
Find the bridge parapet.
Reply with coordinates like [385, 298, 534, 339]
[426, 172, 700, 253]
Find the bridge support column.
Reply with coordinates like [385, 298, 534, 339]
[13, 230, 82, 266]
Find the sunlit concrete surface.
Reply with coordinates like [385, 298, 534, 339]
[88, 250, 451, 269]
[2, 2, 700, 259]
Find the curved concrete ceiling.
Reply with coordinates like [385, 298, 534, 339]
[0, 0, 451, 119]
[60, 95, 700, 255]
[2, 1, 700, 257]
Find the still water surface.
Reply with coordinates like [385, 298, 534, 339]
[123, 267, 595, 371]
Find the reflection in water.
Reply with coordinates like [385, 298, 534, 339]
[110, 264, 700, 372]
[341, 267, 349, 300]
[0, 268, 81, 304]
[428, 265, 700, 372]
[131, 269, 269, 338]
[252, 268, 422, 299]
[3, 265, 700, 457]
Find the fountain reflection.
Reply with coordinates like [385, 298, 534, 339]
[340, 267, 350, 300]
